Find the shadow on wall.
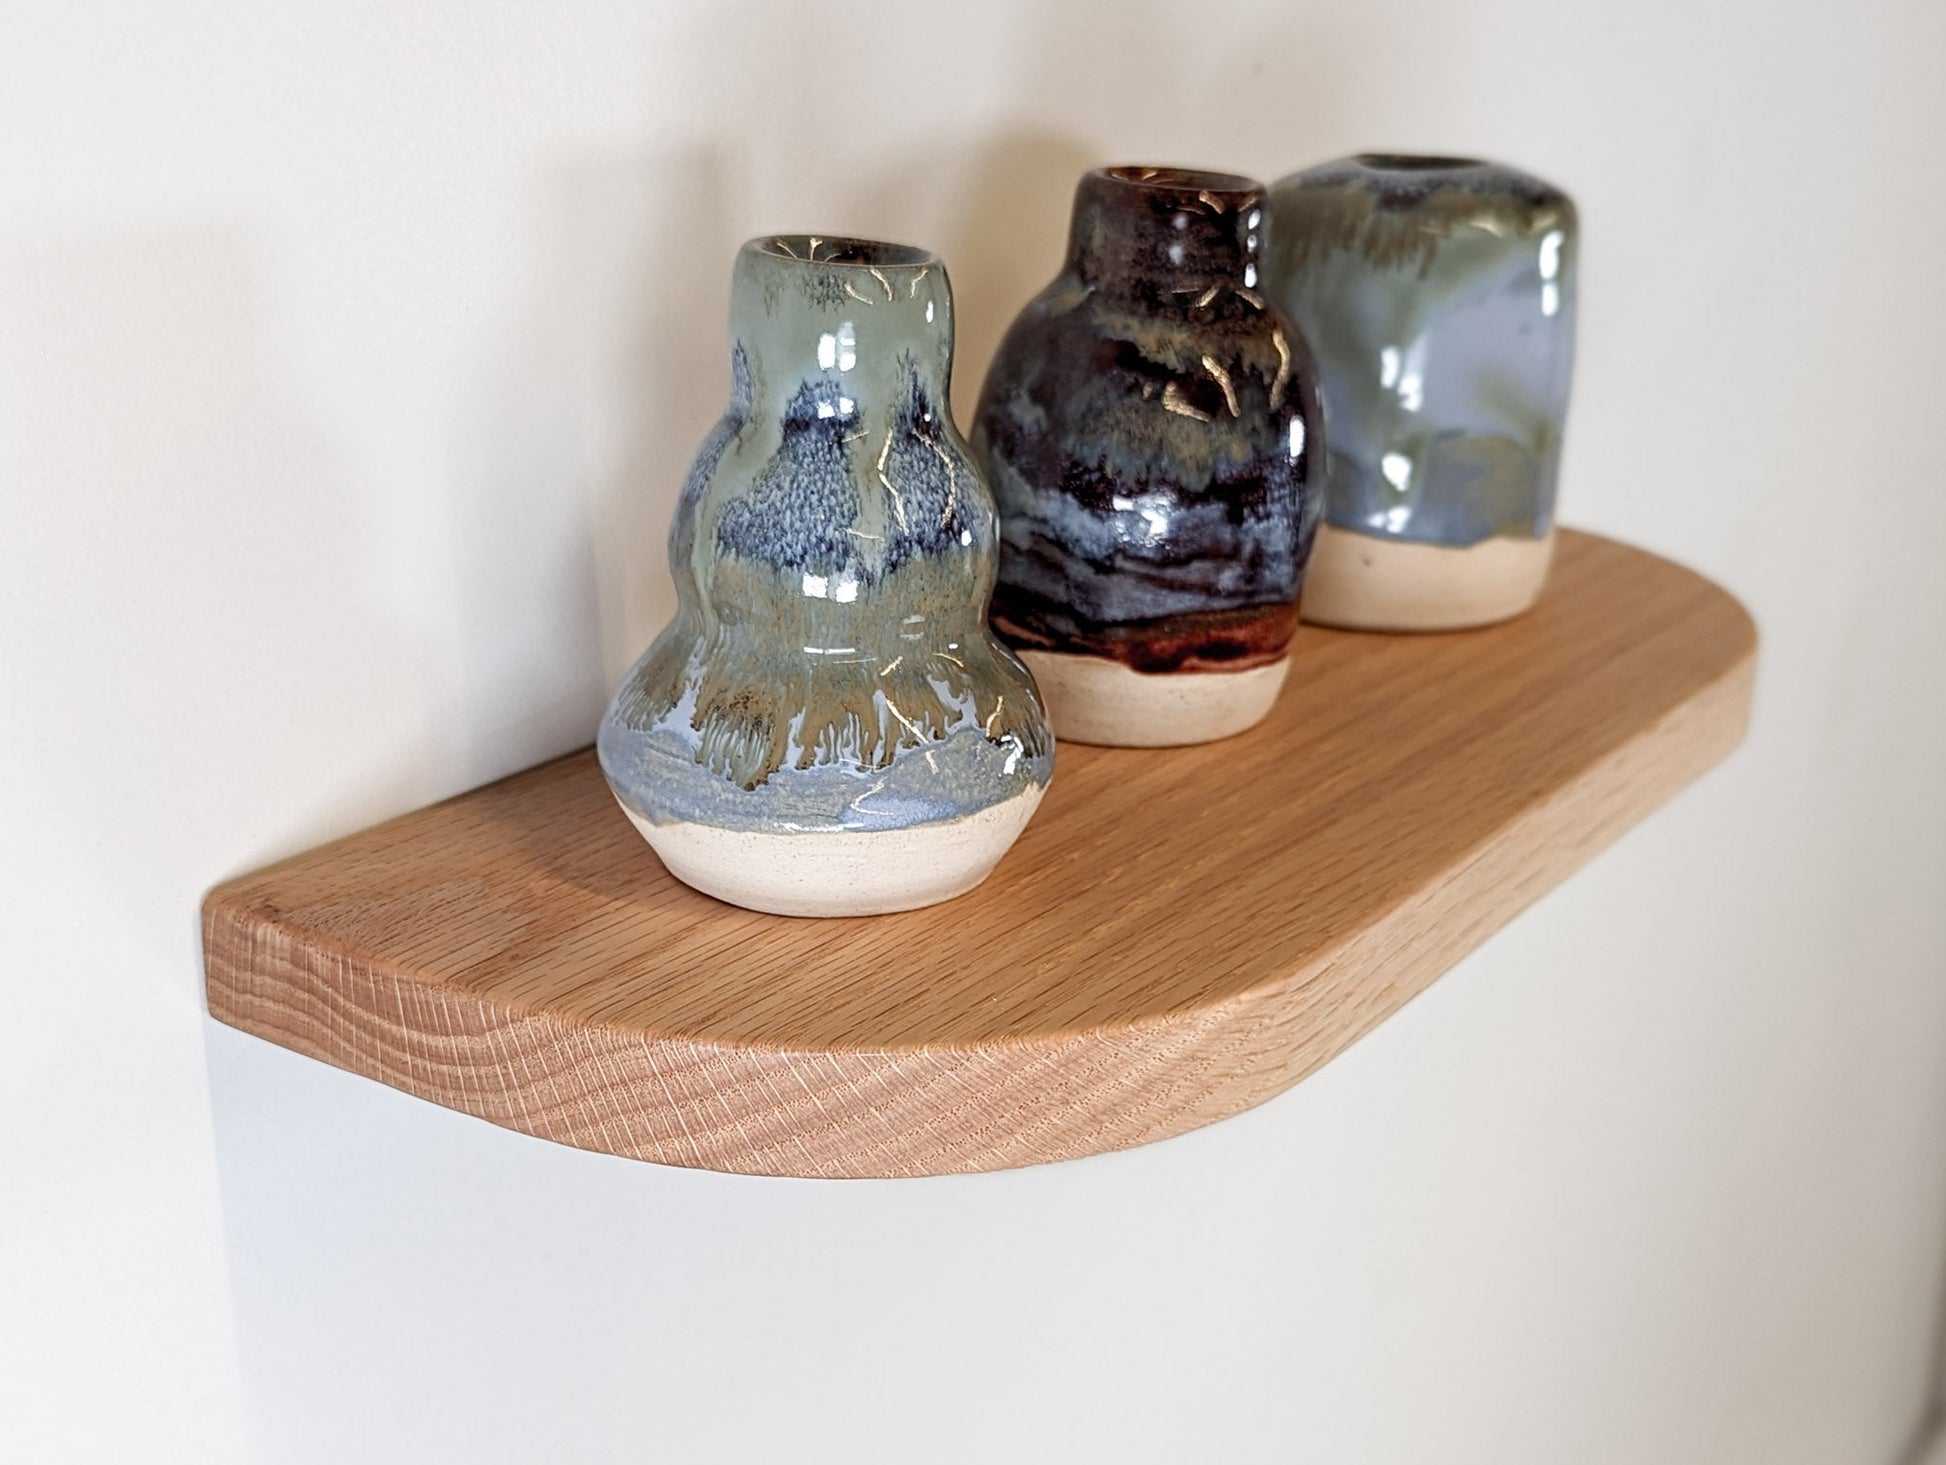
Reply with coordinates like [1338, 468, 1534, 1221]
[452, 143, 741, 749]
[863, 131, 1100, 423]
[581, 147, 743, 684]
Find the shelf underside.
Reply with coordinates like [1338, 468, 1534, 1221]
[204, 530, 1756, 1178]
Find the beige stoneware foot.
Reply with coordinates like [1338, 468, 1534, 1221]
[1020, 649, 1289, 747]
[1301, 524, 1556, 632]
[618, 786, 1046, 918]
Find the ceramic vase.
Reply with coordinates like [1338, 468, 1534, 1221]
[598, 236, 1054, 917]
[1264, 153, 1577, 631]
[972, 166, 1324, 747]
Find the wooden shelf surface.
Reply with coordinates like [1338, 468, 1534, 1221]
[204, 530, 1756, 1178]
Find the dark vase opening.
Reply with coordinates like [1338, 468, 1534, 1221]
[758, 236, 936, 269]
[1354, 153, 1485, 172]
[1098, 165, 1261, 198]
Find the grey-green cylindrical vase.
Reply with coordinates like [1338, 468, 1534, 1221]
[1264, 154, 1578, 631]
[598, 236, 1054, 917]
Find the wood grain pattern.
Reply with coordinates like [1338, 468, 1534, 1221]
[203, 530, 1758, 1178]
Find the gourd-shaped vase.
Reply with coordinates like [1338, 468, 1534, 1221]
[973, 166, 1324, 747]
[1264, 154, 1577, 630]
[599, 236, 1054, 917]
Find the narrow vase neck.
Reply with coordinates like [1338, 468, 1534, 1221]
[1065, 167, 1268, 307]
[728, 236, 956, 416]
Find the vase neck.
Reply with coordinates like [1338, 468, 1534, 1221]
[1065, 167, 1268, 307]
[728, 236, 955, 417]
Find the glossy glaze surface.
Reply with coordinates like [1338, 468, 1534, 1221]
[1264, 154, 1576, 548]
[973, 167, 1324, 674]
[599, 237, 1052, 839]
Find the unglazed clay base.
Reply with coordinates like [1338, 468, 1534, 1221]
[1301, 524, 1557, 632]
[618, 786, 1045, 918]
[1020, 649, 1289, 747]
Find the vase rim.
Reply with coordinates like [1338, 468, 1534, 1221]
[749, 235, 937, 270]
[1092, 165, 1262, 200]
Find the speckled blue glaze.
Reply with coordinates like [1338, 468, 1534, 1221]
[599, 237, 1052, 837]
[1264, 155, 1577, 548]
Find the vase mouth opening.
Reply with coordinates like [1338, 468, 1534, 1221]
[1095, 165, 1261, 201]
[755, 235, 936, 270]
[1354, 153, 1485, 173]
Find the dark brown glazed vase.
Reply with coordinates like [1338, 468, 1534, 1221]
[972, 166, 1324, 746]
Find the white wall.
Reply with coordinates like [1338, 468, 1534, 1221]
[4, 2, 1944, 1461]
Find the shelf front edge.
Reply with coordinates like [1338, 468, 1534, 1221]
[204, 536, 1757, 1179]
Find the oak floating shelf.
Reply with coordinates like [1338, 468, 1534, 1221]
[204, 531, 1756, 1178]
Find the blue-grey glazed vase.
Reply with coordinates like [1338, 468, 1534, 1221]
[973, 167, 1324, 747]
[598, 236, 1054, 917]
[1264, 154, 1577, 630]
